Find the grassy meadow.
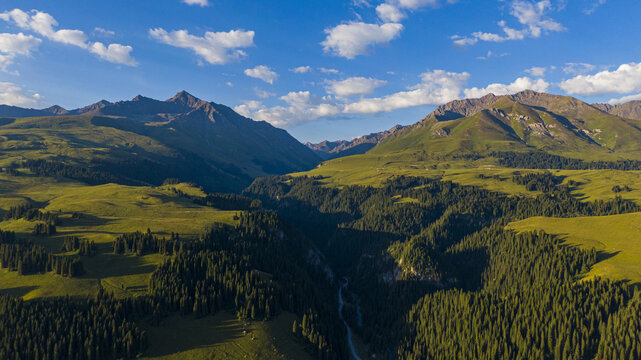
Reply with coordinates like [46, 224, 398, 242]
[0, 172, 238, 299]
[141, 311, 312, 360]
[508, 213, 641, 286]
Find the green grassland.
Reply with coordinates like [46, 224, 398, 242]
[299, 156, 641, 203]
[0, 173, 237, 299]
[508, 213, 641, 286]
[141, 311, 312, 360]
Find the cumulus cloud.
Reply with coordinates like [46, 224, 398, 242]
[607, 93, 641, 105]
[326, 77, 387, 97]
[89, 42, 137, 66]
[376, 4, 406, 22]
[0, 32, 41, 55]
[244, 65, 278, 84]
[182, 0, 210, 6]
[524, 66, 547, 77]
[453, 0, 564, 46]
[0, 32, 41, 73]
[235, 69, 469, 127]
[463, 76, 549, 98]
[321, 22, 403, 59]
[291, 66, 312, 73]
[150, 28, 254, 65]
[559, 62, 641, 96]
[0, 81, 44, 107]
[0, 9, 136, 66]
[345, 70, 468, 113]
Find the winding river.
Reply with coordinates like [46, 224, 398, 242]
[338, 279, 362, 360]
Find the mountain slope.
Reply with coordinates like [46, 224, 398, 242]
[0, 91, 319, 192]
[373, 90, 641, 157]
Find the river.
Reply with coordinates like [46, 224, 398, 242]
[338, 279, 362, 360]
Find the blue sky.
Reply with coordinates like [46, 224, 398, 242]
[0, 0, 640, 142]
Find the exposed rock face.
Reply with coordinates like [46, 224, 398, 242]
[421, 90, 601, 124]
[593, 101, 641, 120]
[306, 124, 406, 159]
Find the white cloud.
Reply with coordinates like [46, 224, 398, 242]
[321, 22, 403, 59]
[244, 65, 278, 84]
[254, 88, 275, 98]
[0, 32, 41, 55]
[453, 0, 564, 46]
[463, 76, 549, 98]
[0, 81, 44, 107]
[326, 77, 387, 97]
[0, 9, 136, 66]
[344, 70, 468, 113]
[524, 66, 547, 77]
[236, 69, 469, 127]
[291, 66, 312, 73]
[226, 81, 234, 87]
[562, 62, 596, 75]
[182, 0, 210, 6]
[559, 62, 641, 96]
[376, 4, 406, 22]
[607, 93, 641, 105]
[584, 0, 606, 14]
[396, 0, 439, 9]
[89, 42, 137, 66]
[93, 27, 115, 37]
[150, 28, 254, 65]
[0, 33, 40, 74]
[319, 67, 340, 74]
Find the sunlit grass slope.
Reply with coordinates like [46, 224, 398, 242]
[0, 173, 237, 299]
[141, 311, 312, 360]
[298, 157, 641, 204]
[508, 213, 641, 285]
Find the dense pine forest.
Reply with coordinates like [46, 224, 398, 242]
[2, 163, 641, 358]
[244, 174, 641, 359]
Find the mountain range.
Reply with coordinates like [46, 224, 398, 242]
[4, 89, 641, 192]
[370, 90, 641, 158]
[0, 91, 319, 192]
[306, 92, 641, 159]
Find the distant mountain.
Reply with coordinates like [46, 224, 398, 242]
[0, 100, 111, 118]
[305, 125, 406, 159]
[373, 90, 641, 157]
[592, 101, 641, 120]
[0, 91, 320, 192]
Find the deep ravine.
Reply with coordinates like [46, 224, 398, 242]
[338, 278, 362, 360]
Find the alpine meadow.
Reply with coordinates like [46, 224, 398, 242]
[1, 1, 641, 359]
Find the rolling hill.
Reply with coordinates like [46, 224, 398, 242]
[0, 91, 320, 192]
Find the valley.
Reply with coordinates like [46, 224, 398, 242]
[1, 90, 641, 359]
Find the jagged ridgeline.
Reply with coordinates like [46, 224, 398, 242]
[372, 90, 641, 157]
[0, 91, 320, 192]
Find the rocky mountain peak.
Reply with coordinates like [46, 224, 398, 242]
[166, 90, 205, 109]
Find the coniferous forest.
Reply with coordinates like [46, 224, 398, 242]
[1, 166, 641, 359]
